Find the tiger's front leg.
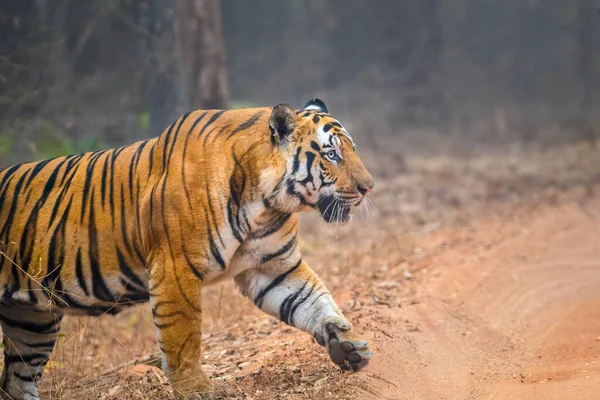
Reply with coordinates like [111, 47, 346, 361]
[148, 254, 211, 399]
[236, 259, 372, 371]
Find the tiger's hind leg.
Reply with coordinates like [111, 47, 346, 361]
[149, 255, 211, 399]
[0, 307, 62, 400]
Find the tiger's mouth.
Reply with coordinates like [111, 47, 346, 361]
[317, 194, 351, 223]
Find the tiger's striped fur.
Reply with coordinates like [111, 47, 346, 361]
[0, 99, 373, 399]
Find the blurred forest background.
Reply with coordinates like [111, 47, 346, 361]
[1, 0, 599, 166]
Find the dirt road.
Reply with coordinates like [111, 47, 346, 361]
[354, 198, 600, 400]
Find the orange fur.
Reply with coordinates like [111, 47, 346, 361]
[0, 100, 373, 399]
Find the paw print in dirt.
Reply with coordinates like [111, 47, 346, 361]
[314, 320, 372, 371]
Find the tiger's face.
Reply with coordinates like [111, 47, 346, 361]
[268, 99, 374, 224]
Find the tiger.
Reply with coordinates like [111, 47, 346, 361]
[0, 98, 374, 399]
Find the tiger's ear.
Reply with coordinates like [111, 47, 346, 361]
[303, 98, 329, 113]
[269, 104, 296, 144]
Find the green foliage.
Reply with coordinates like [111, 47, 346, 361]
[35, 135, 103, 159]
[0, 131, 15, 156]
[137, 111, 151, 133]
[229, 100, 257, 110]
[32, 121, 103, 159]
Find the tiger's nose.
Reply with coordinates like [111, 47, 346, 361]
[357, 183, 373, 196]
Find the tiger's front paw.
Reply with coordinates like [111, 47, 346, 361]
[314, 320, 372, 371]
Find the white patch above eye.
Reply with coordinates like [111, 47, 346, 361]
[304, 104, 323, 111]
[316, 125, 331, 147]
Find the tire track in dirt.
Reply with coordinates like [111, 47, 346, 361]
[358, 198, 600, 400]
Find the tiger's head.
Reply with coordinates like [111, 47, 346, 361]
[266, 99, 374, 224]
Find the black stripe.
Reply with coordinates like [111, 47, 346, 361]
[0, 169, 31, 250]
[5, 353, 48, 365]
[203, 123, 229, 148]
[75, 248, 89, 296]
[153, 320, 180, 329]
[188, 112, 208, 135]
[119, 277, 149, 300]
[0, 174, 16, 218]
[119, 184, 133, 254]
[19, 195, 45, 272]
[160, 121, 177, 175]
[232, 150, 248, 233]
[80, 150, 108, 222]
[0, 164, 21, 195]
[100, 151, 110, 207]
[280, 281, 308, 325]
[253, 213, 291, 239]
[207, 224, 226, 269]
[0, 175, 16, 265]
[156, 119, 182, 255]
[286, 179, 315, 207]
[116, 246, 145, 289]
[39, 158, 73, 228]
[133, 178, 145, 263]
[182, 245, 204, 281]
[181, 112, 208, 210]
[291, 147, 302, 174]
[226, 152, 247, 243]
[88, 189, 115, 302]
[197, 110, 226, 138]
[152, 309, 186, 320]
[227, 198, 244, 243]
[288, 284, 315, 326]
[254, 259, 302, 307]
[49, 157, 84, 227]
[42, 196, 72, 297]
[132, 140, 149, 172]
[261, 235, 297, 264]
[109, 146, 127, 227]
[24, 158, 56, 188]
[129, 140, 149, 205]
[205, 185, 224, 246]
[14, 372, 36, 382]
[262, 197, 272, 209]
[23, 340, 56, 350]
[59, 154, 84, 186]
[0, 314, 59, 334]
[299, 152, 315, 185]
[226, 111, 265, 139]
[166, 112, 191, 166]
[148, 142, 156, 178]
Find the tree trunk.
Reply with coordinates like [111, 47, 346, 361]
[578, 0, 596, 146]
[175, 0, 228, 110]
[139, 0, 185, 136]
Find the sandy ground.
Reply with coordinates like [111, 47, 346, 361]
[23, 146, 600, 399]
[355, 197, 600, 400]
